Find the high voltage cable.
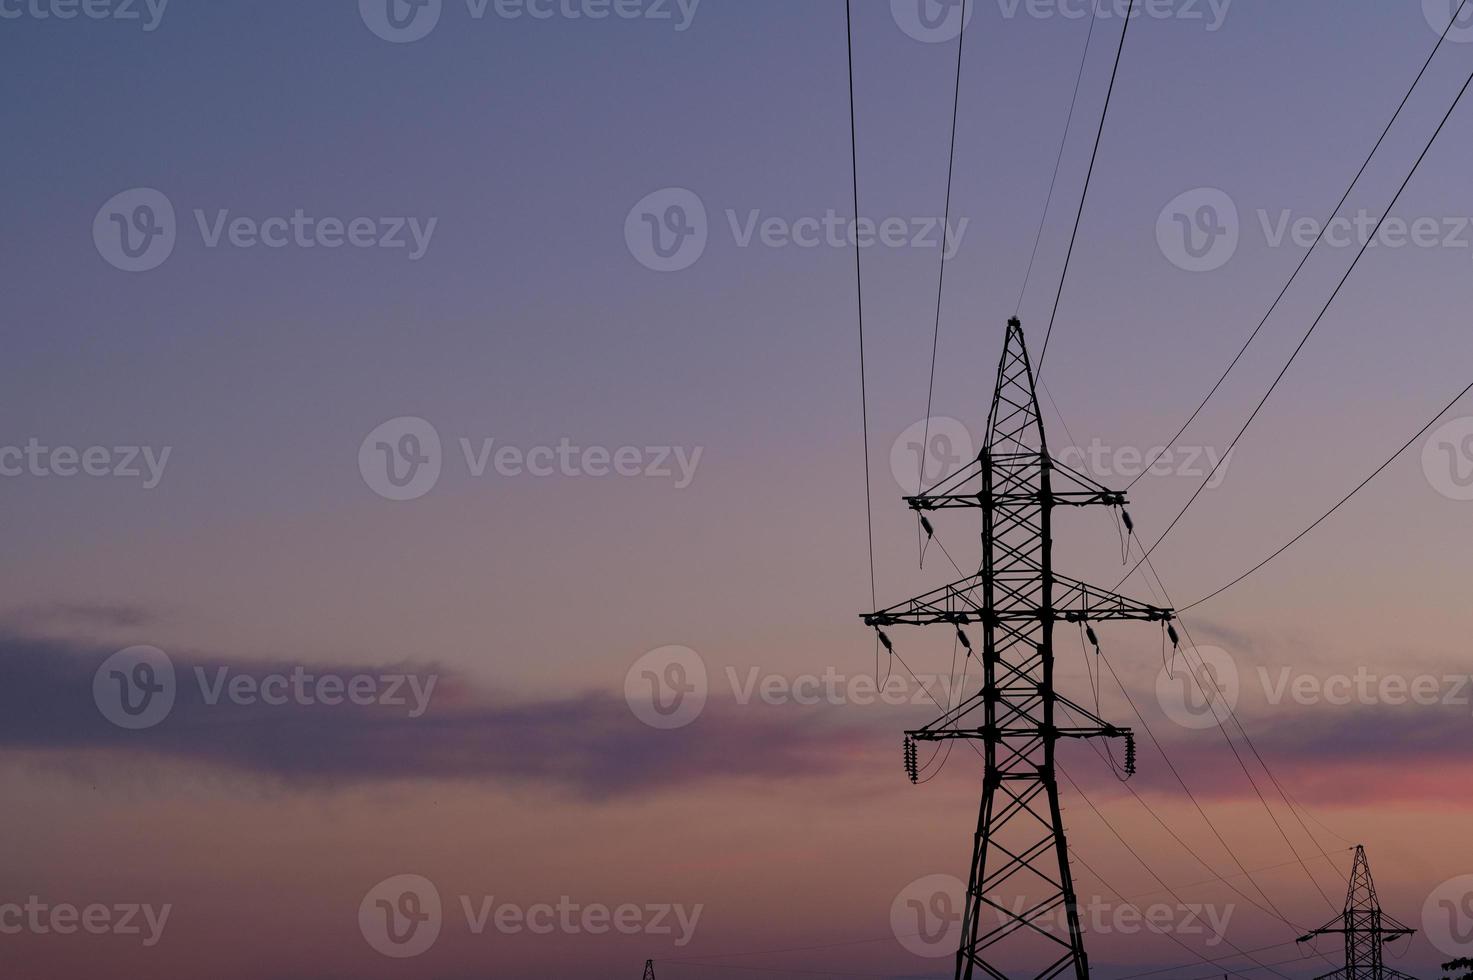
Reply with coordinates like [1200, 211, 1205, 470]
[657, 855, 1345, 971]
[845, 0, 880, 680]
[1126, 0, 1473, 492]
[1124, 543, 1346, 908]
[1181, 375, 1473, 611]
[1033, 402, 1336, 928]
[917, 0, 967, 509]
[1060, 701, 1339, 948]
[1059, 824, 1269, 980]
[1017, 0, 1101, 315]
[1119, 56, 1473, 588]
[1037, 0, 1136, 375]
[1108, 944, 1329, 980]
[1057, 764, 1297, 980]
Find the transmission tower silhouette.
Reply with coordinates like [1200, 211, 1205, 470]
[864, 318, 1174, 979]
[642, 959, 656, 980]
[1298, 845, 1418, 980]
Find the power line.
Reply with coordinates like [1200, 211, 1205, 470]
[1125, 0, 1473, 491]
[845, 0, 880, 680]
[1037, 0, 1137, 374]
[917, 0, 967, 500]
[1119, 56, 1473, 587]
[1058, 764, 1296, 980]
[1060, 701, 1340, 941]
[1126, 545, 1345, 910]
[1033, 398, 1340, 932]
[915, 0, 968, 572]
[1058, 821, 1271, 980]
[1016, 0, 1101, 315]
[1181, 375, 1473, 611]
[1107, 944, 1325, 980]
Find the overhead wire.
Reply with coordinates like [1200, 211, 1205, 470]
[917, 0, 968, 568]
[1036, 0, 1137, 374]
[845, 0, 882, 684]
[1126, 0, 1473, 491]
[1016, 0, 1101, 315]
[1117, 55, 1473, 588]
[1180, 375, 1473, 611]
[1127, 539, 1346, 898]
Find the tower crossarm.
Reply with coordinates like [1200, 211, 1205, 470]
[905, 685, 1131, 745]
[1054, 574, 1174, 623]
[862, 573, 1171, 628]
[905, 454, 1127, 512]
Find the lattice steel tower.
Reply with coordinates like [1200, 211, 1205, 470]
[1298, 846, 1418, 980]
[864, 318, 1173, 979]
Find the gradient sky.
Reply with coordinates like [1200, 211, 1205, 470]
[3, 1, 1473, 977]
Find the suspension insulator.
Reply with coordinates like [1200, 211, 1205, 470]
[1085, 625, 1100, 650]
[920, 516, 935, 538]
[1121, 509, 1135, 534]
[904, 736, 919, 784]
[1167, 624, 1180, 649]
[877, 629, 894, 653]
[956, 628, 972, 653]
[1124, 733, 1137, 777]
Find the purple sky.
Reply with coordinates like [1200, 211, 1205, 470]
[3, 1, 1473, 976]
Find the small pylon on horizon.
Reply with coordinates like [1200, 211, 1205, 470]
[1298, 845, 1418, 980]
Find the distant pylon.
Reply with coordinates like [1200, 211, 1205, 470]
[643, 959, 656, 980]
[1298, 845, 1418, 979]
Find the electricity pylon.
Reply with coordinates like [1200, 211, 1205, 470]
[1298, 845, 1418, 980]
[643, 959, 656, 980]
[864, 318, 1173, 980]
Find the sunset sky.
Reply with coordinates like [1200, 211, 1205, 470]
[3, 1, 1473, 977]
